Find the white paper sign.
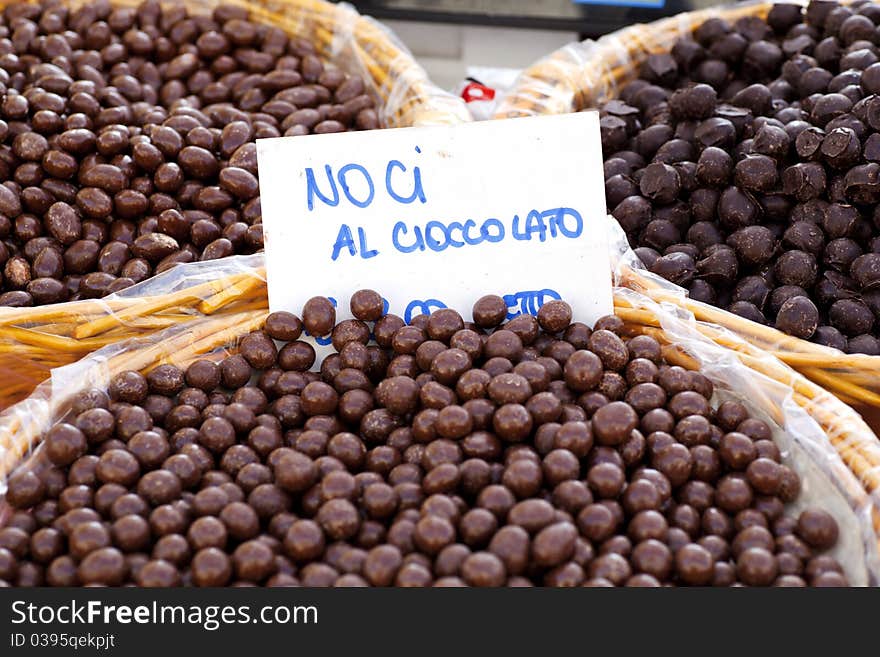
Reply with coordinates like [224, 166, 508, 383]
[256, 113, 613, 329]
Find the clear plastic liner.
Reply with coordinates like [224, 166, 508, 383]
[1, 233, 879, 583]
[0, 254, 267, 410]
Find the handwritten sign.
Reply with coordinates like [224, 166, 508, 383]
[256, 113, 613, 328]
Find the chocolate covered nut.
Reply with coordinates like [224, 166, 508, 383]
[240, 331, 278, 370]
[460, 551, 506, 587]
[536, 300, 572, 333]
[265, 312, 304, 342]
[775, 296, 819, 338]
[191, 547, 232, 587]
[473, 295, 508, 328]
[43, 424, 87, 467]
[674, 543, 713, 585]
[563, 351, 603, 392]
[303, 297, 336, 337]
[531, 522, 577, 567]
[186, 360, 221, 393]
[591, 402, 638, 446]
[796, 509, 839, 549]
[78, 547, 126, 586]
[735, 547, 778, 586]
[147, 365, 185, 397]
[109, 372, 149, 404]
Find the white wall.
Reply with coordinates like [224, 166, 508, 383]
[383, 19, 577, 90]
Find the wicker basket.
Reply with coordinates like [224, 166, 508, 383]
[0, 256, 266, 409]
[491, 0, 880, 411]
[2, 262, 878, 580]
[0, 0, 469, 406]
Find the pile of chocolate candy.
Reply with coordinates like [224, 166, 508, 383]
[1, 291, 846, 586]
[603, 1, 880, 354]
[0, 0, 378, 306]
